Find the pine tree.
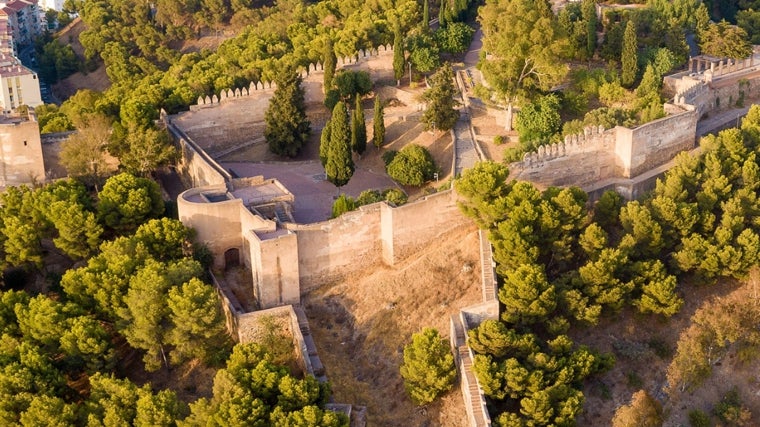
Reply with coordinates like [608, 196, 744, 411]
[400, 328, 456, 405]
[373, 96, 385, 147]
[421, 63, 459, 132]
[393, 30, 405, 86]
[351, 95, 366, 155]
[324, 101, 354, 187]
[265, 71, 311, 157]
[323, 37, 336, 94]
[621, 20, 638, 87]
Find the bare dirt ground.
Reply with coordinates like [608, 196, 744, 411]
[302, 225, 482, 426]
[51, 18, 111, 100]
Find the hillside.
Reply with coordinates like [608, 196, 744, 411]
[303, 225, 482, 426]
[51, 18, 110, 100]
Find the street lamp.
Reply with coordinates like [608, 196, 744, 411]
[409, 61, 412, 87]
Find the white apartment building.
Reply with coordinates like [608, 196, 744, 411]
[0, 54, 42, 112]
[0, 0, 41, 55]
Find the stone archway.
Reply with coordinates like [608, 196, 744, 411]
[224, 248, 240, 269]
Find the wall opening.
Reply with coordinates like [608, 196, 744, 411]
[224, 248, 240, 269]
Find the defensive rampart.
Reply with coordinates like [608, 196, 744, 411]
[509, 53, 760, 196]
[0, 111, 44, 187]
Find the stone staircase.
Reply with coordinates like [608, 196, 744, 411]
[479, 229, 497, 303]
[293, 305, 327, 382]
[274, 203, 290, 224]
[451, 314, 491, 427]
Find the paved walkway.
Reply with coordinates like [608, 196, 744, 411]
[454, 110, 481, 176]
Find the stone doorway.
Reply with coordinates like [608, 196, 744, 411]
[224, 248, 240, 269]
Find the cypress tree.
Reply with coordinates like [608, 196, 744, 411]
[323, 37, 336, 94]
[423, 0, 429, 30]
[421, 63, 459, 132]
[373, 96, 385, 148]
[265, 71, 311, 157]
[352, 95, 367, 155]
[319, 118, 332, 167]
[621, 20, 638, 88]
[324, 101, 354, 187]
[439, 0, 449, 27]
[582, 0, 597, 58]
[393, 30, 405, 86]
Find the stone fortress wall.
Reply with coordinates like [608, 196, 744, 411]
[508, 54, 760, 198]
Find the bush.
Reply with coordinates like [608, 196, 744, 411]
[386, 144, 437, 186]
[382, 150, 397, 166]
[503, 147, 525, 164]
[400, 328, 456, 405]
[331, 194, 356, 218]
[713, 388, 752, 426]
[688, 409, 710, 427]
[493, 135, 505, 145]
[356, 189, 383, 206]
[383, 188, 408, 206]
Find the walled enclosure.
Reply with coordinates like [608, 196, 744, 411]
[179, 179, 472, 304]
[507, 53, 760, 196]
[0, 111, 44, 187]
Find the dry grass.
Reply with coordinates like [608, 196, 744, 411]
[574, 278, 760, 426]
[302, 225, 482, 426]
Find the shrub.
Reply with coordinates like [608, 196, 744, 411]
[493, 135, 505, 145]
[386, 144, 436, 186]
[382, 150, 397, 166]
[714, 388, 752, 426]
[331, 194, 356, 218]
[356, 189, 383, 206]
[503, 147, 525, 164]
[383, 188, 408, 206]
[688, 409, 710, 427]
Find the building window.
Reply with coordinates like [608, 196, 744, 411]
[23, 140, 27, 146]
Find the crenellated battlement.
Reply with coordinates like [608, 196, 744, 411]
[674, 81, 709, 106]
[190, 44, 394, 111]
[514, 125, 615, 170]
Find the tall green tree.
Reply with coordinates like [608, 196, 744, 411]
[621, 20, 638, 87]
[264, 71, 311, 158]
[393, 29, 406, 86]
[166, 278, 229, 365]
[478, 0, 568, 130]
[421, 63, 459, 132]
[582, 0, 597, 57]
[119, 125, 177, 177]
[699, 20, 753, 58]
[323, 37, 336, 94]
[324, 101, 354, 188]
[373, 96, 385, 147]
[399, 328, 456, 405]
[351, 95, 367, 155]
[423, 0, 429, 30]
[320, 118, 332, 167]
[515, 94, 561, 146]
[97, 173, 164, 234]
